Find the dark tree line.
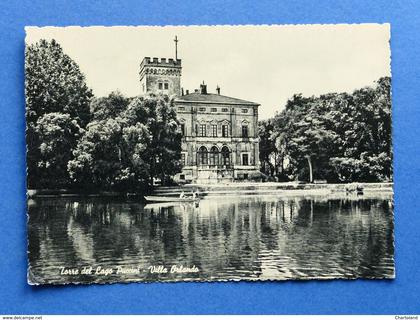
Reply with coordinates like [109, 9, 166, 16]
[259, 77, 392, 183]
[26, 39, 391, 189]
[26, 39, 182, 191]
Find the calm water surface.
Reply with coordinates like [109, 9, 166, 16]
[28, 194, 394, 284]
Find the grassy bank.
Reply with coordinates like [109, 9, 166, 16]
[27, 189, 142, 199]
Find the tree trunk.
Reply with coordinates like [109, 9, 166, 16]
[306, 156, 313, 183]
[279, 156, 284, 173]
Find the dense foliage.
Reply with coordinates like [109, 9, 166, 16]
[68, 94, 182, 191]
[26, 39, 182, 191]
[26, 38, 390, 189]
[259, 77, 392, 183]
[25, 39, 93, 188]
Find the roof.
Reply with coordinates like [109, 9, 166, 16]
[175, 92, 259, 106]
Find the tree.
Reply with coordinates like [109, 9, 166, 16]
[264, 77, 392, 183]
[330, 77, 392, 182]
[36, 113, 82, 187]
[90, 91, 131, 121]
[25, 39, 93, 188]
[25, 39, 92, 126]
[286, 105, 340, 182]
[258, 119, 276, 176]
[69, 93, 182, 190]
[68, 117, 151, 191]
[122, 94, 182, 185]
[68, 118, 124, 189]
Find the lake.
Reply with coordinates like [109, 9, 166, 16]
[27, 193, 394, 284]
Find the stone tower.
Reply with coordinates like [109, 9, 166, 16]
[139, 57, 182, 96]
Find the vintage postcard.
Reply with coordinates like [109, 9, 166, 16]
[26, 25, 393, 285]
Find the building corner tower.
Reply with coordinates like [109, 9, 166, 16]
[139, 57, 182, 96]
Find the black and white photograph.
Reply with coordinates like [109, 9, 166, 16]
[26, 25, 393, 285]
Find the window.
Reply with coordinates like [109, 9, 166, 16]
[221, 146, 230, 165]
[242, 125, 249, 138]
[199, 124, 206, 137]
[211, 108, 217, 112]
[199, 107, 206, 112]
[180, 123, 185, 136]
[242, 154, 249, 166]
[198, 146, 208, 165]
[209, 146, 219, 165]
[211, 124, 217, 137]
[244, 173, 249, 180]
[222, 108, 228, 112]
[222, 124, 229, 137]
[158, 82, 163, 90]
[181, 153, 186, 166]
[242, 108, 249, 113]
[164, 82, 169, 90]
[180, 174, 185, 180]
[178, 107, 185, 111]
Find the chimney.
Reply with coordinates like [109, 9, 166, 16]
[181, 88, 184, 96]
[200, 81, 207, 94]
[216, 85, 220, 95]
[186, 89, 189, 95]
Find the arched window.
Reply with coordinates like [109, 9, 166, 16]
[209, 146, 219, 165]
[197, 146, 208, 165]
[221, 146, 230, 165]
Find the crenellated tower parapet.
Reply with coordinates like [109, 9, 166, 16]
[139, 57, 182, 96]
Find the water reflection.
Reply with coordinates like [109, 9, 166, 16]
[28, 194, 394, 284]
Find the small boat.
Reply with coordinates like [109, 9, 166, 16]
[345, 184, 364, 195]
[144, 196, 200, 203]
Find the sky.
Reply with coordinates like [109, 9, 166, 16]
[26, 24, 391, 119]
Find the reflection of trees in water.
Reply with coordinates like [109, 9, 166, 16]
[143, 198, 307, 279]
[285, 198, 394, 278]
[29, 199, 150, 278]
[28, 195, 394, 283]
[67, 201, 135, 263]
[357, 199, 394, 277]
[135, 206, 185, 264]
[220, 200, 260, 276]
[28, 199, 92, 282]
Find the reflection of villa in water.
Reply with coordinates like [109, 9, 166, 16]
[139, 51, 260, 183]
[28, 195, 394, 284]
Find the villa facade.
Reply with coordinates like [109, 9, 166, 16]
[139, 56, 260, 183]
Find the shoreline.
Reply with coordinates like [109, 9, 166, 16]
[27, 182, 393, 199]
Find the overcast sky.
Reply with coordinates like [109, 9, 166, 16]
[26, 24, 390, 119]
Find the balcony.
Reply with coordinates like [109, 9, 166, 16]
[197, 164, 233, 170]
